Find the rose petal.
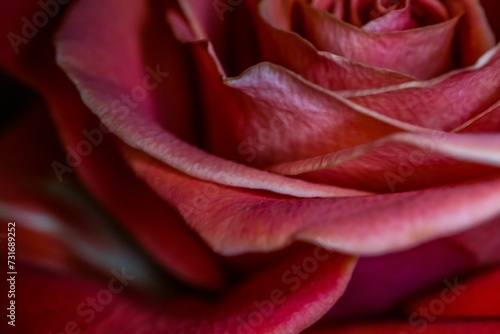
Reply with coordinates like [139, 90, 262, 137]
[362, 0, 420, 33]
[480, 0, 500, 41]
[267, 132, 500, 192]
[294, 0, 459, 78]
[404, 264, 500, 318]
[311, 0, 346, 21]
[350, 0, 449, 28]
[329, 237, 474, 317]
[169, 11, 427, 167]
[407, 0, 450, 23]
[329, 215, 500, 317]
[223, 62, 429, 166]
[55, 0, 365, 198]
[0, 106, 163, 289]
[255, 0, 416, 91]
[0, 0, 226, 289]
[445, 0, 497, 66]
[453, 101, 500, 133]
[339, 45, 500, 130]
[172, 0, 261, 76]
[8, 248, 356, 333]
[307, 320, 500, 333]
[124, 145, 500, 256]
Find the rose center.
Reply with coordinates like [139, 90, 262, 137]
[369, 0, 404, 20]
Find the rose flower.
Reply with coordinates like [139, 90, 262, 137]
[0, 0, 499, 333]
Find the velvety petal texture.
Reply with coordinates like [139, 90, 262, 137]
[55, 0, 362, 199]
[268, 132, 500, 192]
[2, 0, 500, 333]
[125, 146, 500, 256]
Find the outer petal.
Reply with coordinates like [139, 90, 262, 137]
[1, 249, 356, 334]
[0, 0, 225, 288]
[454, 101, 500, 133]
[0, 105, 163, 290]
[404, 265, 500, 317]
[267, 132, 500, 192]
[307, 321, 500, 333]
[124, 145, 500, 256]
[445, 0, 497, 66]
[222, 63, 429, 166]
[329, 215, 500, 317]
[341, 46, 500, 130]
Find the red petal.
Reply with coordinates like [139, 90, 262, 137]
[256, 0, 416, 91]
[168, 14, 422, 167]
[0, 106, 163, 289]
[55, 0, 364, 198]
[125, 146, 500, 256]
[308, 320, 500, 333]
[223, 62, 426, 166]
[342, 45, 500, 130]
[362, 0, 420, 33]
[446, 0, 497, 66]
[311, 0, 346, 21]
[404, 265, 500, 317]
[5, 248, 356, 333]
[294, 0, 459, 78]
[480, 0, 500, 41]
[329, 215, 500, 317]
[0, 0, 225, 289]
[455, 101, 500, 133]
[268, 132, 500, 192]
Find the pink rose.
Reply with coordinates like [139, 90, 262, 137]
[0, 0, 499, 333]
